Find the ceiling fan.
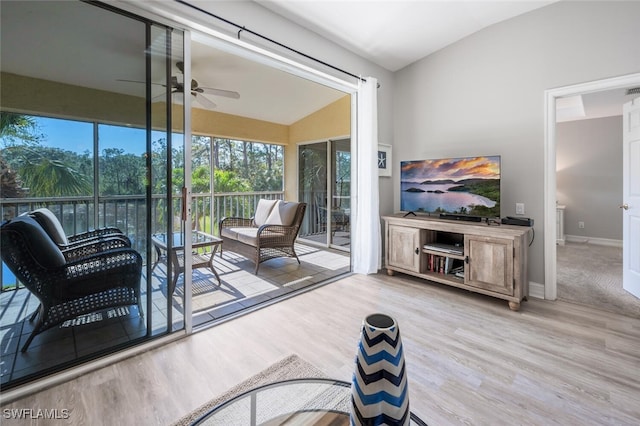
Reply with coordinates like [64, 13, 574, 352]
[170, 61, 240, 109]
[118, 61, 240, 109]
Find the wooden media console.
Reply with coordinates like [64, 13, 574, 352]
[383, 214, 531, 311]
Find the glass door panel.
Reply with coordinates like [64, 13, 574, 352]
[0, 1, 187, 389]
[298, 142, 328, 244]
[149, 26, 187, 333]
[331, 139, 351, 249]
[298, 139, 351, 250]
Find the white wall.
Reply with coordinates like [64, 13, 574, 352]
[393, 1, 640, 285]
[557, 116, 623, 241]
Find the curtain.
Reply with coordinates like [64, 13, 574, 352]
[352, 77, 381, 274]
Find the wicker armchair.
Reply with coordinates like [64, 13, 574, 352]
[1, 216, 143, 352]
[220, 200, 307, 274]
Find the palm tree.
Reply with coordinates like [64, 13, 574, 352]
[1, 112, 91, 197]
[0, 112, 39, 198]
[0, 112, 42, 144]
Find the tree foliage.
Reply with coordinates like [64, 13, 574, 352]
[212, 137, 283, 192]
[1, 113, 284, 200]
[0, 112, 44, 145]
[1, 113, 92, 197]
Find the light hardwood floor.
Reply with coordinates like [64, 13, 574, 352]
[2, 273, 639, 425]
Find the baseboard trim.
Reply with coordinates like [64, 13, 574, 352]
[565, 235, 622, 248]
[529, 281, 545, 299]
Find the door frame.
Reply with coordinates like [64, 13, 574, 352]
[544, 72, 640, 300]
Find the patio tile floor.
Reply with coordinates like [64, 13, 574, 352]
[0, 242, 349, 389]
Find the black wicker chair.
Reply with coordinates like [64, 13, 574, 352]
[0, 216, 143, 352]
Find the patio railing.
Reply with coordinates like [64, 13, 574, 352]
[1, 191, 283, 290]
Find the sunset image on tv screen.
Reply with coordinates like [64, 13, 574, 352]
[400, 156, 500, 217]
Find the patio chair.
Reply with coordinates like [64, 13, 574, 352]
[219, 200, 307, 274]
[29, 207, 131, 260]
[0, 215, 143, 352]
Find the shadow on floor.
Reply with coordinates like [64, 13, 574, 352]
[0, 242, 350, 389]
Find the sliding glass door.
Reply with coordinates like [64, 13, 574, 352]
[298, 139, 351, 250]
[148, 25, 189, 333]
[0, 0, 187, 389]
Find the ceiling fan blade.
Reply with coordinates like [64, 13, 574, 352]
[194, 93, 217, 109]
[199, 86, 240, 99]
[151, 90, 182, 101]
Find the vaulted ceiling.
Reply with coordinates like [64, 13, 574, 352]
[255, 0, 559, 72]
[1, 1, 630, 125]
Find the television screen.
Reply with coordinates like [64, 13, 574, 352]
[400, 155, 501, 218]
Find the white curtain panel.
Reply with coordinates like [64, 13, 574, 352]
[353, 77, 381, 274]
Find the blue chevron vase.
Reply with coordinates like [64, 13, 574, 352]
[351, 313, 409, 426]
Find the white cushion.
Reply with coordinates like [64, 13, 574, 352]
[265, 201, 299, 226]
[235, 228, 259, 246]
[253, 199, 278, 227]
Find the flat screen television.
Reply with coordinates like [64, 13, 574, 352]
[400, 155, 501, 219]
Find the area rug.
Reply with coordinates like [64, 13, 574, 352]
[171, 354, 328, 426]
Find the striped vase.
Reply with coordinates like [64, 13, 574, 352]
[351, 313, 410, 426]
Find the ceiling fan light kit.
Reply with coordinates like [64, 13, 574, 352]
[118, 61, 240, 109]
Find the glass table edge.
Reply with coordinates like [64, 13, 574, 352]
[191, 377, 427, 426]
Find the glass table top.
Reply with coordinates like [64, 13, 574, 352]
[193, 378, 427, 426]
[152, 231, 221, 250]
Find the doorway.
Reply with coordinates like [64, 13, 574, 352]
[544, 73, 640, 315]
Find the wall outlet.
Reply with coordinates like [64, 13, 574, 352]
[515, 203, 525, 215]
[578, 221, 585, 229]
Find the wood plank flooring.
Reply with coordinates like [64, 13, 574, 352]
[1, 273, 639, 425]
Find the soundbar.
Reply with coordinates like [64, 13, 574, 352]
[501, 216, 534, 226]
[439, 213, 483, 223]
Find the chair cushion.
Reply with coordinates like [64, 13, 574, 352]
[221, 227, 240, 240]
[5, 216, 66, 269]
[235, 228, 259, 246]
[266, 201, 299, 226]
[30, 208, 69, 245]
[253, 199, 278, 227]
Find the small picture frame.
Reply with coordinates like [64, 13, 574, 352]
[378, 144, 392, 177]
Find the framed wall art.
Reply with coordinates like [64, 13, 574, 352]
[378, 144, 392, 177]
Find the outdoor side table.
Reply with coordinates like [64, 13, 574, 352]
[152, 231, 222, 295]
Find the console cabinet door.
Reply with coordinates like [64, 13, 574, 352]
[388, 225, 423, 273]
[465, 235, 514, 295]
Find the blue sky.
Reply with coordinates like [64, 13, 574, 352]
[34, 116, 151, 156]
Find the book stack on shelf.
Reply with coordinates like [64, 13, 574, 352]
[426, 253, 456, 274]
[425, 254, 464, 277]
[423, 242, 464, 278]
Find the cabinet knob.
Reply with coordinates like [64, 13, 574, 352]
[415, 248, 419, 255]
[465, 256, 469, 264]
